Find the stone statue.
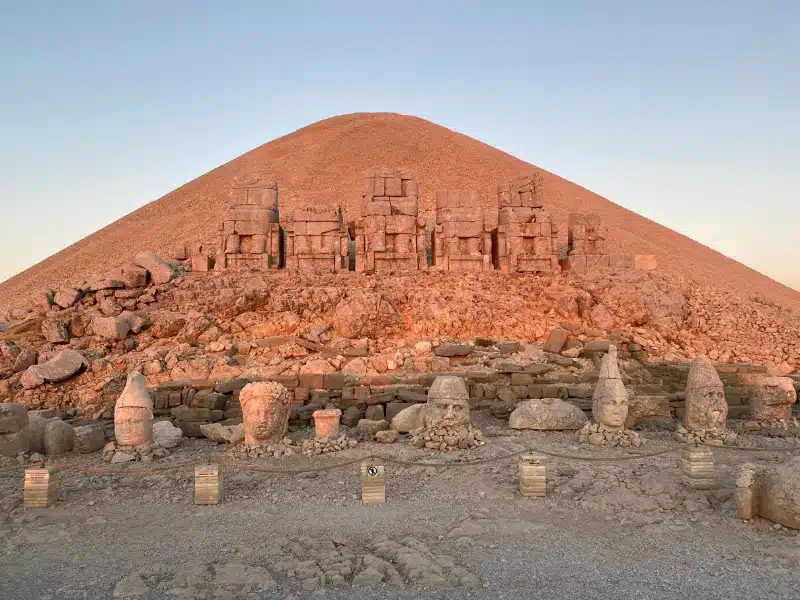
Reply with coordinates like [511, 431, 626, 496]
[410, 375, 484, 451]
[240, 382, 292, 444]
[592, 345, 629, 431]
[114, 372, 153, 447]
[579, 345, 642, 447]
[684, 355, 727, 432]
[736, 459, 800, 529]
[421, 375, 471, 429]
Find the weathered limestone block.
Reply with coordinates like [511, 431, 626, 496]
[41, 319, 70, 344]
[390, 403, 424, 433]
[43, 419, 75, 455]
[20, 349, 88, 389]
[200, 422, 244, 444]
[133, 251, 176, 285]
[53, 288, 81, 309]
[432, 190, 492, 272]
[73, 424, 106, 453]
[313, 408, 342, 439]
[285, 206, 349, 271]
[153, 420, 183, 448]
[0, 403, 30, 456]
[737, 460, 800, 529]
[114, 372, 154, 447]
[509, 398, 588, 430]
[107, 263, 148, 288]
[625, 395, 673, 427]
[240, 382, 292, 444]
[739, 374, 797, 424]
[13, 348, 38, 373]
[92, 315, 130, 341]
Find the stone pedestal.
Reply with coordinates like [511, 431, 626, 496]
[313, 409, 342, 439]
[519, 454, 546, 498]
[681, 445, 715, 489]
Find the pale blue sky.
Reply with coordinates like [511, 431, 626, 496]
[1, 1, 797, 289]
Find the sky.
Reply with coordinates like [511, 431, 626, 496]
[0, 0, 798, 290]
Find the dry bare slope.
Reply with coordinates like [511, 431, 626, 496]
[1, 112, 798, 310]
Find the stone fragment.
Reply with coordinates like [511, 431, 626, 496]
[12, 348, 38, 372]
[434, 343, 473, 357]
[73, 424, 106, 453]
[114, 372, 154, 447]
[739, 374, 797, 424]
[542, 328, 569, 353]
[43, 419, 75, 455]
[41, 319, 70, 343]
[133, 251, 176, 284]
[0, 402, 28, 434]
[93, 315, 130, 340]
[625, 395, 672, 427]
[20, 349, 88, 389]
[391, 404, 425, 432]
[152, 420, 183, 448]
[200, 422, 244, 443]
[357, 419, 389, 435]
[736, 459, 800, 529]
[239, 382, 292, 444]
[375, 429, 399, 444]
[53, 287, 81, 309]
[171, 406, 212, 422]
[0, 428, 29, 456]
[684, 355, 728, 432]
[313, 408, 342, 439]
[509, 398, 588, 430]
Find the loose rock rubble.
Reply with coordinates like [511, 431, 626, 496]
[410, 424, 485, 452]
[578, 422, 643, 447]
[675, 424, 737, 446]
[228, 435, 358, 459]
[103, 439, 172, 463]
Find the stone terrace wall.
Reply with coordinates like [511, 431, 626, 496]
[147, 361, 798, 435]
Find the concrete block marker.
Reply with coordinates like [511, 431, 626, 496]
[681, 445, 715, 489]
[194, 464, 221, 505]
[361, 461, 385, 504]
[24, 468, 56, 508]
[519, 453, 546, 498]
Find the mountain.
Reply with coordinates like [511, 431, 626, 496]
[1, 112, 798, 309]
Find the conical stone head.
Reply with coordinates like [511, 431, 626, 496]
[685, 355, 727, 431]
[592, 346, 629, 430]
[115, 372, 153, 410]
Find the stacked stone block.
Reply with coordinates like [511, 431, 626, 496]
[285, 206, 349, 272]
[432, 190, 492, 271]
[566, 212, 658, 272]
[495, 174, 560, 273]
[354, 167, 425, 273]
[217, 174, 281, 270]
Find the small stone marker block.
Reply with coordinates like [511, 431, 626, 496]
[361, 462, 385, 504]
[519, 453, 546, 498]
[24, 468, 56, 508]
[735, 488, 756, 520]
[194, 464, 221, 505]
[681, 445, 714, 489]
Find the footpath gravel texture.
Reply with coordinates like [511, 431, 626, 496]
[2, 420, 800, 599]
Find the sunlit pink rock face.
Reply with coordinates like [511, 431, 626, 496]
[239, 382, 292, 444]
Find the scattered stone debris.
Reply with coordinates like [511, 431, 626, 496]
[578, 422, 643, 447]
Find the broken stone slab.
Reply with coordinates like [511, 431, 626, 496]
[43, 418, 75, 455]
[107, 263, 148, 289]
[53, 288, 81, 309]
[12, 348, 38, 372]
[626, 395, 673, 427]
[357, 419, 389, 435]
[582, 340, 612, 353]
[133, 251, 176, 285]
[200, 422, 244, 444]
[152, 420, 183, 448]
[542, 328, 569, 353]
[0, 402, 28, 434]
[92, 315, 131, 341]
[509, 398, 588, 430]
[73, 424, 106, 453]
[390, 404, 424, 433]
[20, 349, 88, 389]
[433, 343, 473, 357]
[171, 406, 213, 422]
[89, 279, 125, 292]
[41, 319, 70, 344]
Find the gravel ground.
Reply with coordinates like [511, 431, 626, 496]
[2, 418, 800, 599]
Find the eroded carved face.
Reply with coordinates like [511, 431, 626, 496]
[422, 397, 470, 429]
[596, 394, 628, 430]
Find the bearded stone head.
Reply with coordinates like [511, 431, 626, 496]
[422, 376, 471, 429]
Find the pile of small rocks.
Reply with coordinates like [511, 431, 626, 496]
[410, 424, 485, 452]
[675, 425, 737, 446]
[103, 440, 170, 463]
[228, 436, 358, 460]
[578, 423, 644, 447]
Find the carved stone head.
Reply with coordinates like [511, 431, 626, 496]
[685, 355, 727, 431]
[422, 376, 471, 429]
[592, 345, 630, 431]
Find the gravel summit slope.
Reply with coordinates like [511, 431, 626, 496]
[1, 112, 798, 310]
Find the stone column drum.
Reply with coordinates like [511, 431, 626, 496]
[313, 409, 342, 439]
[114, 372, 154, 447]
[239, 382, 292, 444]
